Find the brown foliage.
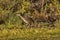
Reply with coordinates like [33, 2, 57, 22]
[0, 14, 5, 24]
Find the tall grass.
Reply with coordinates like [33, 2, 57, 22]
[0, 0, 60, 40]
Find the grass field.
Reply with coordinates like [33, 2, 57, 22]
[0, 0, 60, 40]
[0, 25, 60, 40]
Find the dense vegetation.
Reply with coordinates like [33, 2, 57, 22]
[0, 0, 60, 40]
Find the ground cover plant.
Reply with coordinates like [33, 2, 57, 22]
[0, 0, 60, 40]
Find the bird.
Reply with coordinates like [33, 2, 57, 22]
[17, 13, 34, 27]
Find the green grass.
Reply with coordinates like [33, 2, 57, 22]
[0, 0, 60, 40]
[0, 25, 60, 40]
[0, 20, 60, 40]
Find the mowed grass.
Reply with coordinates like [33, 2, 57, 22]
[0, 24, 60, 40]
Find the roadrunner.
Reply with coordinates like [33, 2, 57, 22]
[17, 13, 34, 26]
